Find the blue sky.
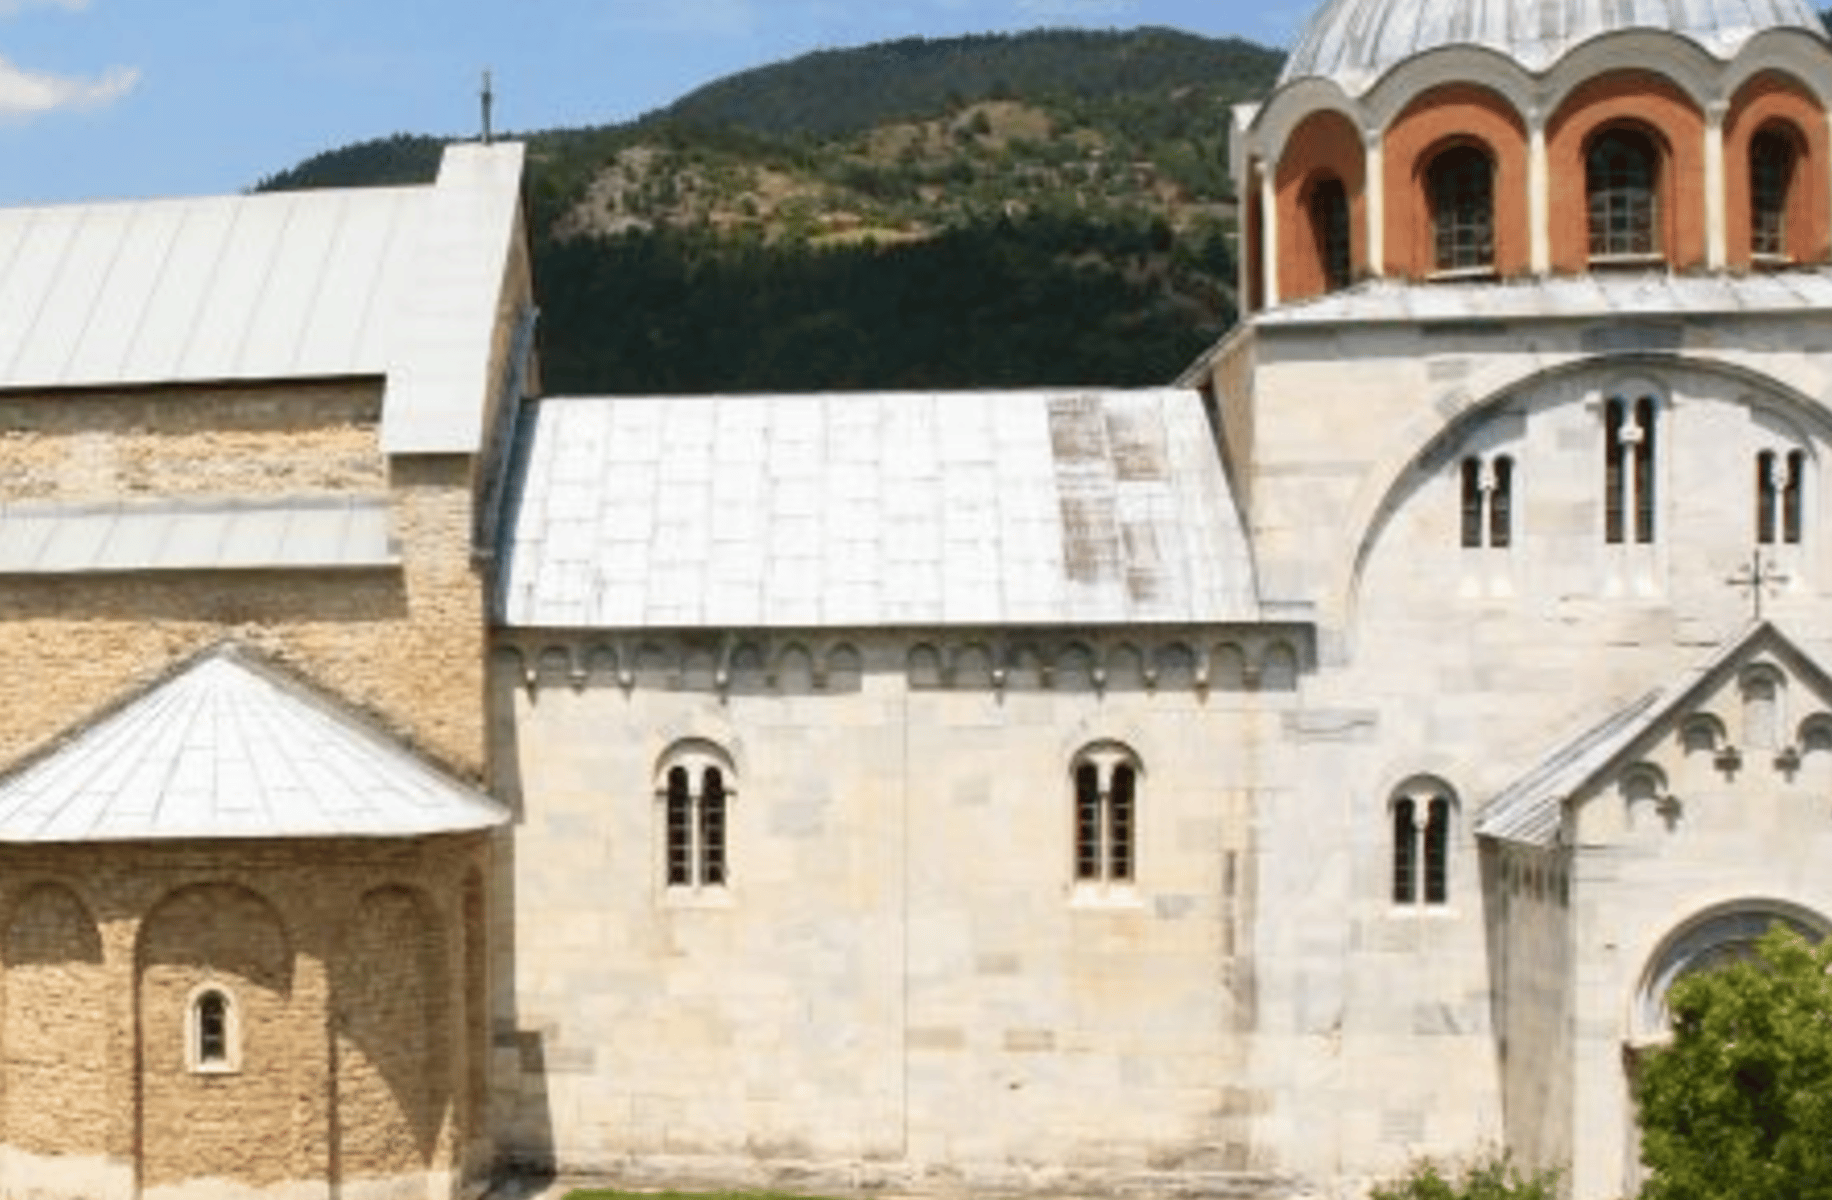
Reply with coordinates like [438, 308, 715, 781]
[0, 0, 1308, 207]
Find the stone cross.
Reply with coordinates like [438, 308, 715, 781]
[1728, 549, 1788, 620]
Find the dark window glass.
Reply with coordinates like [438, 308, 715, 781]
[1431, 146, 1494, 271]
[1752, 129, 1796, 259]
[1605, 400, 1626, 544]
[1074, 763, 1102, 882]
[1424, 798, 1451, 905]
[1635, 397, 1657, 544]
[1392, 797, 1417, 905]
[1108, 765, 1136, 883]
[1311, 177, 1351, 291]
[1588, 129, 1659, 258]
[665, 766, 692, 887]
[198, 992, 228, 1064]
[1490, 456, 1514, 548]
[1758, 450, 1779, 545]
[1785, 450, 1806, 545]
[1460, 457, 1484, 548]
[700, 769, 726, 887]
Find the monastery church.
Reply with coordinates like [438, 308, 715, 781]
[4, 0, 1832, 1197]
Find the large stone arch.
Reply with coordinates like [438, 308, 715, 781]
[1630, 897, 1830, 1040]
[331, 884, 453, 1195]
[1336, 354, 1832, 632]
[136, 881, 294, 1195]
[1, 882, 110, 1193]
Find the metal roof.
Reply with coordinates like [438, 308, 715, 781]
[1282, 0, 1828, 93]
[1255, 267, 1832, 326]
[0, 142, 526, 458]
[497, 389, 1259, 630]
[0, 647, 507, 843]
[0, 497, 394, 575]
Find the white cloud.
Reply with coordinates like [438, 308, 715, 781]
[0, 55, 137, 118]
[0, 0, 90, 13]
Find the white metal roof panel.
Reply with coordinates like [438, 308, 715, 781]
[0, 498, 396, 574]
[0, 646, 506, 843]
[499, 389, 1260, 630]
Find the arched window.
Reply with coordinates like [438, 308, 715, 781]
[1751, 128, 1798, 261]
[658, 744, 736, 891]
[188, 985, 238, 1073]
[1390, 780, 1456, 906]
[1309, 176, 1351, 292]
[1588, 128, 1660, 260]
[1073, 744, 1141, 888]
[1756, 449, 1806, 546]
[1429, 145, 1494, 272]
[1459, 454, 1514, 548]
[1604, 394, 1658, 544]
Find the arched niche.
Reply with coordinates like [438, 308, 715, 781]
[2, 883, 107, 1168]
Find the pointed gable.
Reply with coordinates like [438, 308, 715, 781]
[1477, 622, 1832, 847]
[0, 647, 507, 843]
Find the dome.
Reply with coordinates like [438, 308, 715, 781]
[1281, 0, 1830, 94]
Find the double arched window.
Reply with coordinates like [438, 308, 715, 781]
[1604, 394, 1659, 545]
[1756, 448, 1806, 546]
[1428, 145, 1494, 272]
[1391, 780, 1457, 907]
[1588, 127, 1661, 261]
[1073, 744, 1140, 887]
[1750, 127, 1799, 261]
[658, 743, 735, 890]
[1459, 454, 1514, 548]
[1308, 176, 1352, 292]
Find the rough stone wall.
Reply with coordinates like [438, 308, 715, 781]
[0, 380, 485, 776]
[0, 835, 489, 1200]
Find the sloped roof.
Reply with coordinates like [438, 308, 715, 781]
[0, 647, 507, 843]
[1282, 0, 1827, 94]
[497, 389, 1259, 630]
[0, 497, 395, 574]
[1476, 622, 1831, 847]
[0, 142, 525, 457]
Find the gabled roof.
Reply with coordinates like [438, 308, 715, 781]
[0, 647, 507, 843]
[0, 142, 525, 457]
[1476, 622, 1832, 847]
[496, 389, 1260, 630]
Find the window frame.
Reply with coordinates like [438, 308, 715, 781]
[656, 742, 737, 897]
[1750, 125, 1800, 263]
[1427, 143, 1496, 275]
[186, 983, 241, 1075]
[1586, 125, 1664, 264]
[1603, 392, 1661, 547]
[1308, 174, 1352, 292]
[1389, 779, 1458, 910]
[1071, 743, 1143, 898]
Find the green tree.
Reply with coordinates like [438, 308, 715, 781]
[1634, 925, 1832, 1200]
[1370, 1152, 1559, 1200]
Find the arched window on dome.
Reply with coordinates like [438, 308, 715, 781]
[1429, 145, 1494, 273]
[1588, 128, 1661, 262]
[1308, 175, 1351, 292]
[1751, 126, 1799, 262]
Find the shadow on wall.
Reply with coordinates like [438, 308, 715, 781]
[486, 650, 557, 1183]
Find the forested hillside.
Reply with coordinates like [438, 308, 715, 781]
[258, 28, 1285, 392]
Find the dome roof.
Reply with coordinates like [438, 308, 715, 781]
[1281, 0, 1829, 94]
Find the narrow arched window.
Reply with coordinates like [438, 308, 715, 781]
[1460, 454, 1515, 549]
[1588, 128, 1660, 260]
[1490, 456, 1514, 548]
[1430, 145, 1494, 272]
[1072, 745, 1142, 890]
[658, 744, 737, 892]
[1751, 128, 1797, 261]
[1762, 449, 1809, 547]
[1785, 450, 1806, 544]
[1605, 395, 1658, 544]
[197, 991, 228, 1064]
[1391, 781, 1457, 907]
[1310, 176, 1351, 291]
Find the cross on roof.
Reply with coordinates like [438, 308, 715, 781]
[1728, 550, 1789, 620]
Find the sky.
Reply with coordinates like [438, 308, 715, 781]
[0, 0, 1310, 207]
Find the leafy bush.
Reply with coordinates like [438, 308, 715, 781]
[1370, 1151, 1560, 1200]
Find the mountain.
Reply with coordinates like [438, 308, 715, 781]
[256, 29, 1285, 393]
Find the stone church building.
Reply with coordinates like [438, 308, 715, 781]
[4, 0, 1832, 1197]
